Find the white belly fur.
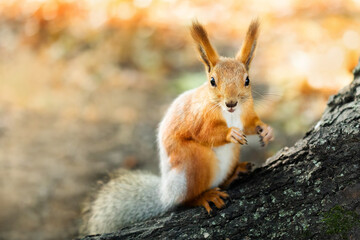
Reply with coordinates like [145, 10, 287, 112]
[211, 108, 243, 188]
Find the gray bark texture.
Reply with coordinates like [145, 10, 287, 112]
[79, 61, 360, 240]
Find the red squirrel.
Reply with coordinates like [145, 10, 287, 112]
[81, 19, 274, 235]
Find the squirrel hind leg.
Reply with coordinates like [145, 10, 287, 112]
[186, 188, 229, 214]
[220, 161, 253, 189]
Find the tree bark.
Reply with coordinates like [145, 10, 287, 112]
[79, 61, 360, 240]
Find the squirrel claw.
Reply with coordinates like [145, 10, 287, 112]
[220, 162, 253, 189]
[195, 188, 229, 214]
[227, 127, 247, 145]
[256, 125, 274, 146]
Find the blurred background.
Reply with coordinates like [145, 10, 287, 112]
[0, 0, 359, 239]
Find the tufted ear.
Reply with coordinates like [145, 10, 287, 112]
[190, 21, 219, 73]
[236, 19, 260, 71]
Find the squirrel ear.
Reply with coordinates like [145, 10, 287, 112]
[236, 19, 260, 71]
[190, 21, 219, 73]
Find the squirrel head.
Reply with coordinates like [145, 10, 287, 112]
[190, 19, 259, 113]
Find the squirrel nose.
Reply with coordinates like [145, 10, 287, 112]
[225, 101, 238, 108]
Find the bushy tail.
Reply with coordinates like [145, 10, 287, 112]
[80, 169, 168, 235]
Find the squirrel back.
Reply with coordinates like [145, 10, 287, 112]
[80, 170, 168, 235]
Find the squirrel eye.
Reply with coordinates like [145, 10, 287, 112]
[245, 76, 250, 87]
[210, 77, 217, 87]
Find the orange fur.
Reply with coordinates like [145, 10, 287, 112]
[241, 98, 263, 135]
[160, 19, 273, 213]
[185, 188, 229, 214]
[221, 161, 253, 189]
[236, 19, 260, 70]
[191, 21, 219, 72]
[161, 86, 230, 201]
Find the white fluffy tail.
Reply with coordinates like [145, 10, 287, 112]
[80, 170, 168, 235]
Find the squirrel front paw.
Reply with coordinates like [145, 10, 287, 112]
[226, 127, 247, 145]
[256, 124, 274, 147]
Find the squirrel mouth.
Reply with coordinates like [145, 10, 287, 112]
[228, 108, 235, 113]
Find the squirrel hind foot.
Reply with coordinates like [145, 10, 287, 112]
[235, 161, 253, 174]
[188, 188, 229, 214]
[221, 161, 253, 189]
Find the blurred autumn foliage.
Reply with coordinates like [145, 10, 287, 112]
[0, 0, 359, 239]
